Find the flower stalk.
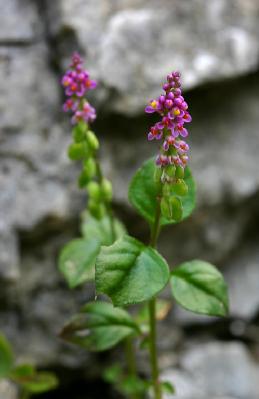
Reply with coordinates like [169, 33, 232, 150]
[148, 197, 163, 399]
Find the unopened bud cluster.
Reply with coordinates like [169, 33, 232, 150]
[146, 72, 192, 222]
[62, 54, 112, 220]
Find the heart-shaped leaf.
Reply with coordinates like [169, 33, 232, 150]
[128, 158, 196, 226]
[96, 235, 170, 306]
[58, 238, 100, 288]
[170, 260, 229, 316]
[0, 334, 14, 379]
[60, 301, 140, 351]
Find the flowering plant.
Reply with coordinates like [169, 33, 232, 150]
[58, 53, 229, 399]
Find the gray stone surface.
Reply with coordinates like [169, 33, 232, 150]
[161, 342, 259, 399]
[0, 380, 18, 399]
[0, 0, 259, 395]
[225, 241, 259, 319]
[0, 0, 41, 43]
[47, 0, 259, 114]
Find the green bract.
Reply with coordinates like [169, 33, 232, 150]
[0, 334, 14, 378]
[170, 260, 229, 316]
[60, 301, 140, 351]
[95, 235, 170, 306]
[128, 158, 196, 226]
[58, 238, 100, 288]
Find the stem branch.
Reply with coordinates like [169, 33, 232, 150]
[148, 197, 162, 399]
[124, 337, 141, 399]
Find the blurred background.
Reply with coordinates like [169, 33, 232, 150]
[1, 0, 259, 398]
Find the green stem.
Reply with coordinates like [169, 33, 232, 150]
[95, 158, 116, 241]
[148, 197, 162, 399]
[20, 389, 30, 399]
[125, 337, 137, 377]
[124, 337, 141, 399]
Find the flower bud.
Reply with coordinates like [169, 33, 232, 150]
[83, 157, 97, 178]
[166, 165, 176, 178]
[160, 197, 173, 219]
[101, 178, 113, 202]
[87, 181, 101, 201]
[175, 166, 184, 179]
[72, 121, 87, 142]
[154, 167, 163, 184]
[88, 200, 105, 220]
[86, 130, 99, 151]
[172, 179, 188, 196]
[170, 197, 183, 222]
[78, 170, 90, 188]
[162, 183, 171, 198]
[68, 142, 89, 160]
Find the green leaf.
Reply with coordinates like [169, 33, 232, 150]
[118, 375, 148, 395]
[128, 157, 196, 225]
[11, 365, 58, 393]
[0, 334, 14, 379]
[58, 238, 100, 288]
[10, 364, 35, 379]
[161, 381, 175, 394]
[96, 235, 170, 306]
[103, 364, 123, 384]
[60, 301, 140, 352]
[170, 260, 229, 316]
[20, 372, 58, 393]
[81, 212, 126, 246]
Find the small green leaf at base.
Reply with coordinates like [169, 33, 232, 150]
[60, 301, 140, 352]
[11, 366, 58, 394]
[128, 158, 196, 226]
[95, 235, 170, 307]
[161, 381, 175, 394]
[170, 260, 229, 316]
[58, 238, 100, 288]
[0, 334, 14, 379]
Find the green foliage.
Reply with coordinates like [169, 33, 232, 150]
[60, 301, 140, 351]
[59, 213, 126, 289]
[0, 334, 14, 378]
[161, 381, 175, 394]
[103, 364, 148, 396]
[128, 158, 196, 226]
[58, 238, 100, 288]
[170, 260, 229, 316]
[11, 365, 58, 394]
[0, 334, 58, 394]
[95, 235, 170, 306]
[82, 212, 126, 245]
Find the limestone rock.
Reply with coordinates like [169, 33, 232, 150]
[161, 342, 259, 399]
[48, 0, 259, 114]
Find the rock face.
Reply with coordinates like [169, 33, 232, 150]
[1, 0, 259, 396]
[46, 0, 259, 114]
[161, 342, 259, 399]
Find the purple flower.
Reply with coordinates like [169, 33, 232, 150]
[61, 52, 97, 126]
[145, 71, 191, 171]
